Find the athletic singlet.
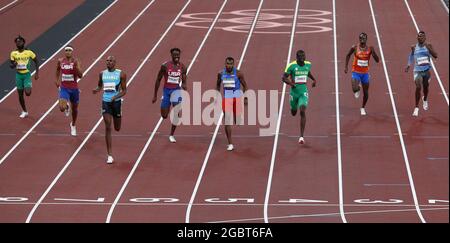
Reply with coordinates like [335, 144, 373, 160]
[163, 61, 185, 89]
[352, 44, 372, 74]
[412, 44, 431, 72]
[102, 69, 122, 102]
[221, 68, 242, 98]
[10, 49, 36, 74]
[60, 58, 78, 89]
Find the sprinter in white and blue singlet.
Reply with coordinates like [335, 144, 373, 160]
[405, 31, 438, 117]
[93, 56, 127, 164]
[152, 48, 187, 143]
[216, 57, 248, 151]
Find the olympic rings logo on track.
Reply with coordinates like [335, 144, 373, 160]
[176, 9, 332, 34]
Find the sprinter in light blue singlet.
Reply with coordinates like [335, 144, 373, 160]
[93, 56, 127, 164]
[405, 31, 438, 117]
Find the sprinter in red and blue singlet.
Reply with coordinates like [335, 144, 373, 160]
[152, 48, 187, 143]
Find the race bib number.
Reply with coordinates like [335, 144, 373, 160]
[295, 75, 307, 84]
[417, 56, 430, 66]
[103, 82, 116, 91]
[357, 59, 369, 67]
[62, 74, 75, 82]
[167, 76, 180, 84]
[16, 63, 27, 70]
[223, 78, 235, 88]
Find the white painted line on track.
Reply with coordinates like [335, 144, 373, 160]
[332, 0, 347, 223]
[185, 0, 265, 224]
[209, 206, 448, 223]
[369, 0, 426, 223]
[24, 0, 158, 223]
[0, 0, 18, 12]
[404, 0, 449, 105]
[0, 0, 119, 103]
[0, 1, 121, 165]
[264, 0, 301, 223]
[106, 0, 227, 223]
[440, 0, 449, 13]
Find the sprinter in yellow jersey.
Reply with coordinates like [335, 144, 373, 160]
[10, 35, 39, 118]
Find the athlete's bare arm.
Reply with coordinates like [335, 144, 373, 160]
[370, 46, 380, 63]
[308, 71, 317, 87]
[153, 64, 166, 103]
[93, 72, 103, 94]
[55, 59, 61, 88]
[32, 54, 39, 80]
[344, 45, 356, 73]
[181, 64, 187, 91]
[282, 73, 295, 88]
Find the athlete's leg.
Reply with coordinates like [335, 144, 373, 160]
[59, 99, 69, 112]
[225, 124, 232, 145]
[362, 83, 369, 108]
[71, 102, 78, 125]
[351, 78, 360, 93]
[103, 113, 113, 156]
[24, 87, 32, 96]
[414, 74, 423, 108]
[70, 89, 80, 125]
[422, 72, 430, 101]
[17, 89, 27, 112]
[290, 94, 298, 116]
[299, 105, 306, 138]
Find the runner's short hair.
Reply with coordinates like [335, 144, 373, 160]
[226, 57, 234, 63]
[14, 35, 25, 43]
[418, 31, 425, 35]
[170, 47, 181, 54]
[359, 32, 367, 38]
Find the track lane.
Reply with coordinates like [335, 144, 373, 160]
[0, 0, 158, 222]
[107, 0, 262, 223]
[33, 0, 225, 223]
[185, 0, 274, 223]
[371, 0, 449, 223]
[0, 0, 83, 63]
[266, 0, 341, 223]
[405, 0, 449, 97]
[336, 0, 422, 222]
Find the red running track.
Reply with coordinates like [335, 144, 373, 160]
[0, 0, 84, 63]
[0, 0, 447, 223]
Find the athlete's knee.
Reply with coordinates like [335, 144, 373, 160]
[25, 90, 31, 96]
[291, 109, 297, 116]
[299, 107, 306, 116]
[114, 126, 121, 132]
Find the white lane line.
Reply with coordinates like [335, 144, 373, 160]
[185, 0, 264, 224]
[404, 0, 449, 105]
[0, 0, 119, 103]
[364, 184, 409, 187]
[427, 157, 448, 160]
[54, 197, 105, 203]
[106, 0, 227, 223]
[440, 0, 449, 13]
[208, 207, 448, 223]
[333, 0, 347, 223]
[369, 0, 426, 223]
[0, 0, 18, 12]
[264, 0, 300, 224]
[0, 1, 121, 166]
[3, 201, 448, 208]
[24, 0, 158, 223]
